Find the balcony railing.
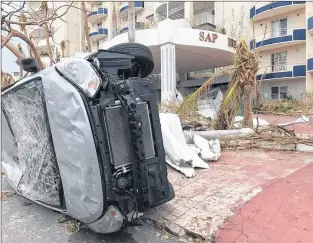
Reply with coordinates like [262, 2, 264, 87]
[250, 28, 306, 49]
[119, 22, 144, 34]
[250, 1, 305, 19]
[89, 27, 108, 38]
[194, 12, 215, 26]
[257, 64, 306, 80]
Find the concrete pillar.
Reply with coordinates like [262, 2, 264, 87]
[161, 43, 176, 102]
[184, 2, 194, 21]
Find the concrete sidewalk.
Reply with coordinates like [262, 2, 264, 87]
[144, 150, 313, 240]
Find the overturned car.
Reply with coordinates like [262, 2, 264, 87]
[1, 43, 174, 233]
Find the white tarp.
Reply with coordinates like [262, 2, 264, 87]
[160, 113, 222, 177]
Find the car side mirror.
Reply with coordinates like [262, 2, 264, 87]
[19, 57, 40, 73]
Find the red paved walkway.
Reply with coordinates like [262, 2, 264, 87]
[255, 114, 313, 134]
[216, 163, 313, 243]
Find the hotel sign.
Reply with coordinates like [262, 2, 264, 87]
[199, 31, 218, 43]
[199, 31, 237, 48]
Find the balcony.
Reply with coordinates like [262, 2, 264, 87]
[308, 12, 313, 34]
[250, 28, 306, 51]
[89, 27, 108, 41]
[194, 12, 215, 28]
[308, 54, 313, 73]
[88, 7, 107, 23]
[250, 1, 305, 21]
[119, 22, 145, 34]
[119, 1, 144, 18]
[155, 2, 185, 22]
[257, 64, 306, 81]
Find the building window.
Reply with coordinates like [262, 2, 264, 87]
[271, 86, 288, 100]
[271, 18, 287, 37]
[271, 51, 287, 72]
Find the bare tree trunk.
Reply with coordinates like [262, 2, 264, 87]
[19, 13, 33, 57]
[243, 83, 253, 127]
[19, 63, 23, 79]
[22, 28, 33, 57]
[115, 3, 120, 35]
[255, 80, 261, 109]
[44, 23, 54, 66]
[81, 2, 91, 52]
[112, 3, 117, 38]
[128, 2, 135, 43]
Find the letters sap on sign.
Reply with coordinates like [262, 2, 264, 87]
[199, 31, 218, 43]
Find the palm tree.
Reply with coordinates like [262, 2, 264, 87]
[127, 2, 135, 43]
[40, 1, 54, 66]
[178, 39, 258, 129]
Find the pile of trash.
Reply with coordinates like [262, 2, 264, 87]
[159, 113, 220, 177]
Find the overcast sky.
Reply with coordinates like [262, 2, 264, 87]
[2, 2, 29, 74]
[2, 37, 28, 73]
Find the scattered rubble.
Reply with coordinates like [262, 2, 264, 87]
[159, 113, 220, 178]
[260, 96, 313, 116]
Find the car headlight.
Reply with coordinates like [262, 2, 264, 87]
[55, 57, 101, 98]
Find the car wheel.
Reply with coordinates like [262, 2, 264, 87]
[107, 43, 154, 78]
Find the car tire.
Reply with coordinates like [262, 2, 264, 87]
[107, 43, 154, 78]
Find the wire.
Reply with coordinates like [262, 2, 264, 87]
[124, 189, 139, 222]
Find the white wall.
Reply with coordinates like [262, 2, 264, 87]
[253, 8, 306, 39]
[214, 1, 252, 40]
[261, 78, 306, 101]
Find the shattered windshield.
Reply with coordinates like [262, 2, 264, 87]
[2, 78, 61, 206]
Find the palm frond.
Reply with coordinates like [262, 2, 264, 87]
[177, 65, 238, 118]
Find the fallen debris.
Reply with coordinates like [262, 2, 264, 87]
[185, 115, 313, 152]
[276, 115, 309, 127]
[260, 96, 313, 116]
[160, 113, 221, 177]
[233, 116, 269, 129]
[193, 135, 221, 161]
